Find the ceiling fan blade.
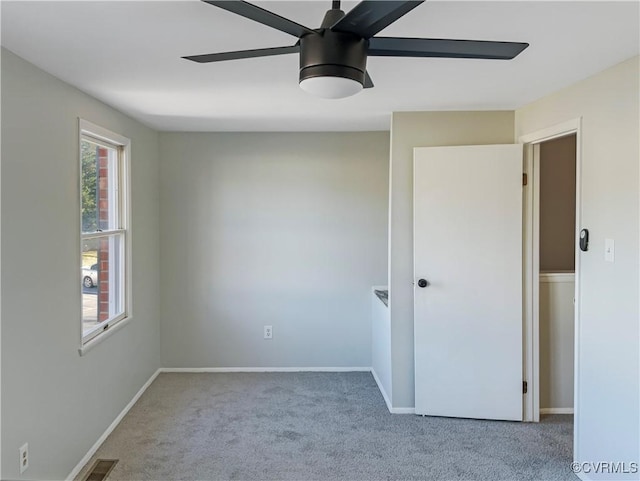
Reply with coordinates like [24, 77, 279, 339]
[364, 71, 374, 89]
[368, 37, 529, 60]
[183, 45, 299, 63]
[331, 1, 424, 39]
[202, 1, 314, 38]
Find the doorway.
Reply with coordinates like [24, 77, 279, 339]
[538, 134, 576, 415]
[520, 118, 582, 425]
[412, 129, 581, 425]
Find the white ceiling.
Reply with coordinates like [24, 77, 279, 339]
[2, 1, 638, 131]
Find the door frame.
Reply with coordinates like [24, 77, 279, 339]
[519, 118, 582, 429]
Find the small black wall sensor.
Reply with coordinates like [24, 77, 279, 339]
[579, 229, 589, 252]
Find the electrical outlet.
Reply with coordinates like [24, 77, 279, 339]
[19, 443, 29, 474]
[264, 325, 272, 339]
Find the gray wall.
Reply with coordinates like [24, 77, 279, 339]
[388, 111, 515, 408]
[540, 134, 576, 272]
[1, 49, 161, 480]
[516, 56, 639, 477]
[159, 132, 389, 368]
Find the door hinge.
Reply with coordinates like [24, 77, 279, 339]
[523, 381, 528, 394]
[522, 173, 528, 186]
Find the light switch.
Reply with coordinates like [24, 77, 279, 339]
[605, 238, 615, 262]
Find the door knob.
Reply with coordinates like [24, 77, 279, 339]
[417, 279, 429, 288]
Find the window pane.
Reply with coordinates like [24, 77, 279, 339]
[81, 139, 119, 233]
[82, 234, 124, 337]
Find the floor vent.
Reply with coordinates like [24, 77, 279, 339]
[82, 459, 118, 481]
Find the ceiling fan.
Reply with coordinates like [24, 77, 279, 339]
[183, 0, 529, 99]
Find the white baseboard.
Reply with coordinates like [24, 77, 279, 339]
[66, 368, 161, 481]
[160, 367, 371, 373]
[366, 369, 415, 414]
[370, 368, 393, 413]
[389, 406, 415, 414]
[540, 407, 574, 414]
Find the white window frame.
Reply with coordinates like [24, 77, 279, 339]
[78, 119, 132, 355]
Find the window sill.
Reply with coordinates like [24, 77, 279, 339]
[79, 316, 132, 356]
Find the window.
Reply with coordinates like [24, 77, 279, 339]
[80, 120, 130, 347]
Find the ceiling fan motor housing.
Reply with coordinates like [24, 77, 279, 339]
[299, 29, 368, 86]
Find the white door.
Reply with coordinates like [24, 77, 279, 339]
[414, 144, 523, 421]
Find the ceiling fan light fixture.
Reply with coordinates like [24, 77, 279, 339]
[297, 30, 367, 99]
[185, 0, 530, 98]
[299, 75, 363, 99]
